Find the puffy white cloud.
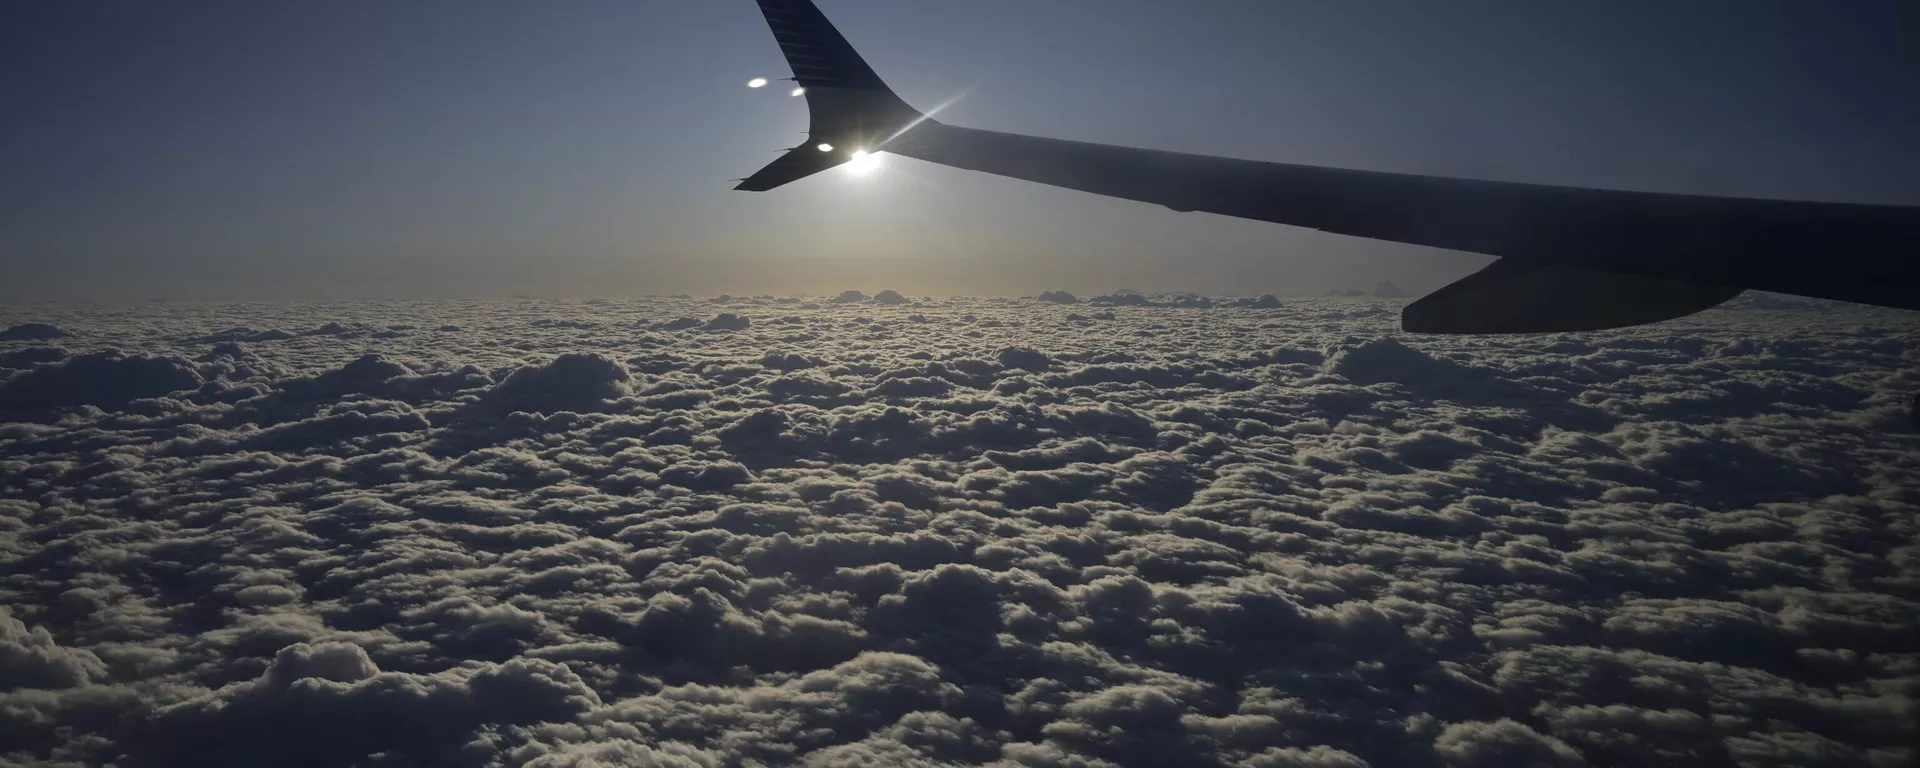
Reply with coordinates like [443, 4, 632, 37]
[482, 353, 634, 414]
[0, 351, 201, 411]
[703, 313, 752, 331]
[1432, 718, 1584, 766]
[1, 607, 108, 690]
[0, 295, 1915, 766]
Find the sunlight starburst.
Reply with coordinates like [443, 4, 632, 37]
[844, 149, 881, 176]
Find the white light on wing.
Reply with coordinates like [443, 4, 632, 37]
[816, 143, 834, 152]
[845, 150, 881, 176]
[790, 87, 806, 97]
[747, 77, 768, 88]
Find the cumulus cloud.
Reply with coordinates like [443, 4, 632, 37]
[1, 607, 108, 690]
[142, 641, 601, 765]
[0, 346, 68, 369]
[704, 313, 751, 331]
[481, 353, 634, 413]
[1433, 719, 1584, 766]
[1, 323, 69, 341]
[0, 295, 1916, 766]
[0, 350, 201, 411]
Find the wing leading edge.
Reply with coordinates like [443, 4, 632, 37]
[738, 0, 1920, 332]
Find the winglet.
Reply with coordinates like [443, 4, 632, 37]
[735, 0, 929, 191]
[756, 0, 896, 93]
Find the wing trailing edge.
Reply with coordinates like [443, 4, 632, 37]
[735, 145, 848, 192]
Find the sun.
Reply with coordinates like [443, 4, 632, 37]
[844, 150, 882, 177]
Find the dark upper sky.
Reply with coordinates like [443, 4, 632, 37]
[4, 0, 1916, 301]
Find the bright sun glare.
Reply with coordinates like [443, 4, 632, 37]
[845, 150, 881, 176]
[746, 77, 768, 88]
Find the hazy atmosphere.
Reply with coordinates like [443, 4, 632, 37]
[5, 0, 1918, 300]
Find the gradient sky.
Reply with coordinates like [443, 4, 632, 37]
[4, 0, 1917, 301]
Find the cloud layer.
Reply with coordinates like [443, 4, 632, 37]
[2, 294, 1917, 766]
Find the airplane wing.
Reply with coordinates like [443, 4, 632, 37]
[736, 145, 851, 192]
[736, 0, 1920, 333]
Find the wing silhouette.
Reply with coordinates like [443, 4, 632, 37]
[737, 0, 1920, 332]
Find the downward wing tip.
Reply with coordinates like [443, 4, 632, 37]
[1402, 259, 1745, 334]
